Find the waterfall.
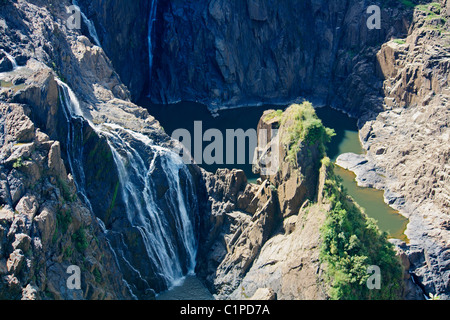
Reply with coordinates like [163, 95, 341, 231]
[56, 79, 198, 291]
[56, 78, 93, 212]
[102, 124, 198, 287]
[72, 0, 101, 47]
[147, 0, 159, 93]
[1, 49, 18, 70]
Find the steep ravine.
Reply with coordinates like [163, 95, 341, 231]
[0, 0, 448, 301]
[77, 0, 412, 114]
[0, 0, 204, 300]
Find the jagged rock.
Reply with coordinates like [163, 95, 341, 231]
[15, 195, 39, 220]
[33, 206, 56, 246]
[354, 3, 450, 299]
[12, 233, 31, 252]
[47, 142, 67, 179]
[21, 284, 38, 300]
[7, 249, 25, 274]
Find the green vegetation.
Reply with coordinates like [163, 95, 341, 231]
[393, 39, 407, 45]
[63, 246, 74, 260]
[72, 228, 89, 252]
[399, 0, 416, 8]
[280, 102, 335, 165]
[57, 177, 77, 203]
[56, 209, 73, 234]
[264, 109, 283, 122]
[12, 157, 24, 169]
[93, 268, 102, 284]
[319, 159, 404, 300]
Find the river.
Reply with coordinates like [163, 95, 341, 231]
[141, 99, 409, 299]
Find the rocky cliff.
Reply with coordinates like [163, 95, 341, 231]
[197, 103, 411, 300]
[76, 0, 412, 113]
[337, 0, 450, 299]
[0, 0, 203, 300]
[1, 0, 448, 301]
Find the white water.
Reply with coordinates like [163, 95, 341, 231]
[1, 49, 18, 70]
[56, 78, 93, 212]
[103, 125, 197, 287]
[56, 79, 198, 290]
[147, 0, 158, 93]
[72, 1, 102, 47]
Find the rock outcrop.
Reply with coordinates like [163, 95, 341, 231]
[340, 1, 450, 299]
[0, 0, 202, 300]
[0, 102, 131, 300]
[197, 105, 334, 300]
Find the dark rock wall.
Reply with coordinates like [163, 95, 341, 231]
[80, 0, 412, 115]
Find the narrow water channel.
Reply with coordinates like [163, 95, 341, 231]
[315, 107, 409, 241]
[141, 99, 409, 299]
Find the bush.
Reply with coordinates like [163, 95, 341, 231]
[320, 161, 403, 300]
[72, 228, 89, 252]
[280, 102, 336, 164]
[56, 209, 72, 234]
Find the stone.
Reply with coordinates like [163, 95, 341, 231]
[0, 57, 13, 73]
[33, 206, 56, 246]
[7, 249, 25, 274]
[12, 233, 32, 252]
[249, 288, 276, 300]
[15, 195, 39, 220]
[21, 284, 38, 300]
[48, 142, 67, 178]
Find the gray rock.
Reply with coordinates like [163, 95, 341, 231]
[12, 233, 31, 252]
[336, 153, 385, 189]
[7, 249, 25, 274]
[0, 57, 13, 73]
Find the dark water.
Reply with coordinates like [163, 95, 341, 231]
[156, 276, 214, 300]
[140, 99, 278, 183]
[141, 100, 408, 299]
[315, 107, 409, 241]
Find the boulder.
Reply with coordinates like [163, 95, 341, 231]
[7, 249, 25, 274]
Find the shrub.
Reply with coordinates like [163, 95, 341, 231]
[280, 102, 335, 164]
[13, 157, 24, 169]
[320, 161, 403, 300]
[72, 228, 89, 252]
[56, 209, 72, 234]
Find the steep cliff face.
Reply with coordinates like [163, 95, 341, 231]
[0, 0, 204, 299]
[350, 0, 450, 299]
[77, 0, 412, 113]
[0, 101, 131, 300]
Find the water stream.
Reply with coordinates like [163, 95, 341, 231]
[144, 99, 409, 240]
[57, 80, 200, 294]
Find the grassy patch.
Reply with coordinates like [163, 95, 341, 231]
[264, 109, 284, 122]
[319, 159, 404, 300]
[56, 209, 73, 234]
[57, 177, 77, 203]
[13, 157, 24, 169]
[280, 102, 335, 165]
[393, 39, 407, 45]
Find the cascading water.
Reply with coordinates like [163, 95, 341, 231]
[56, 79, 93, 211]
[147, 0, 159, 93]
[1, 49, 18, 70]
[56, 79, 199, 292]
[72, 0, 101, 47]
[101, 124, 198, 287]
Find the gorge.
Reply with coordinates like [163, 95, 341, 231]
[0, 0, 449, 301]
